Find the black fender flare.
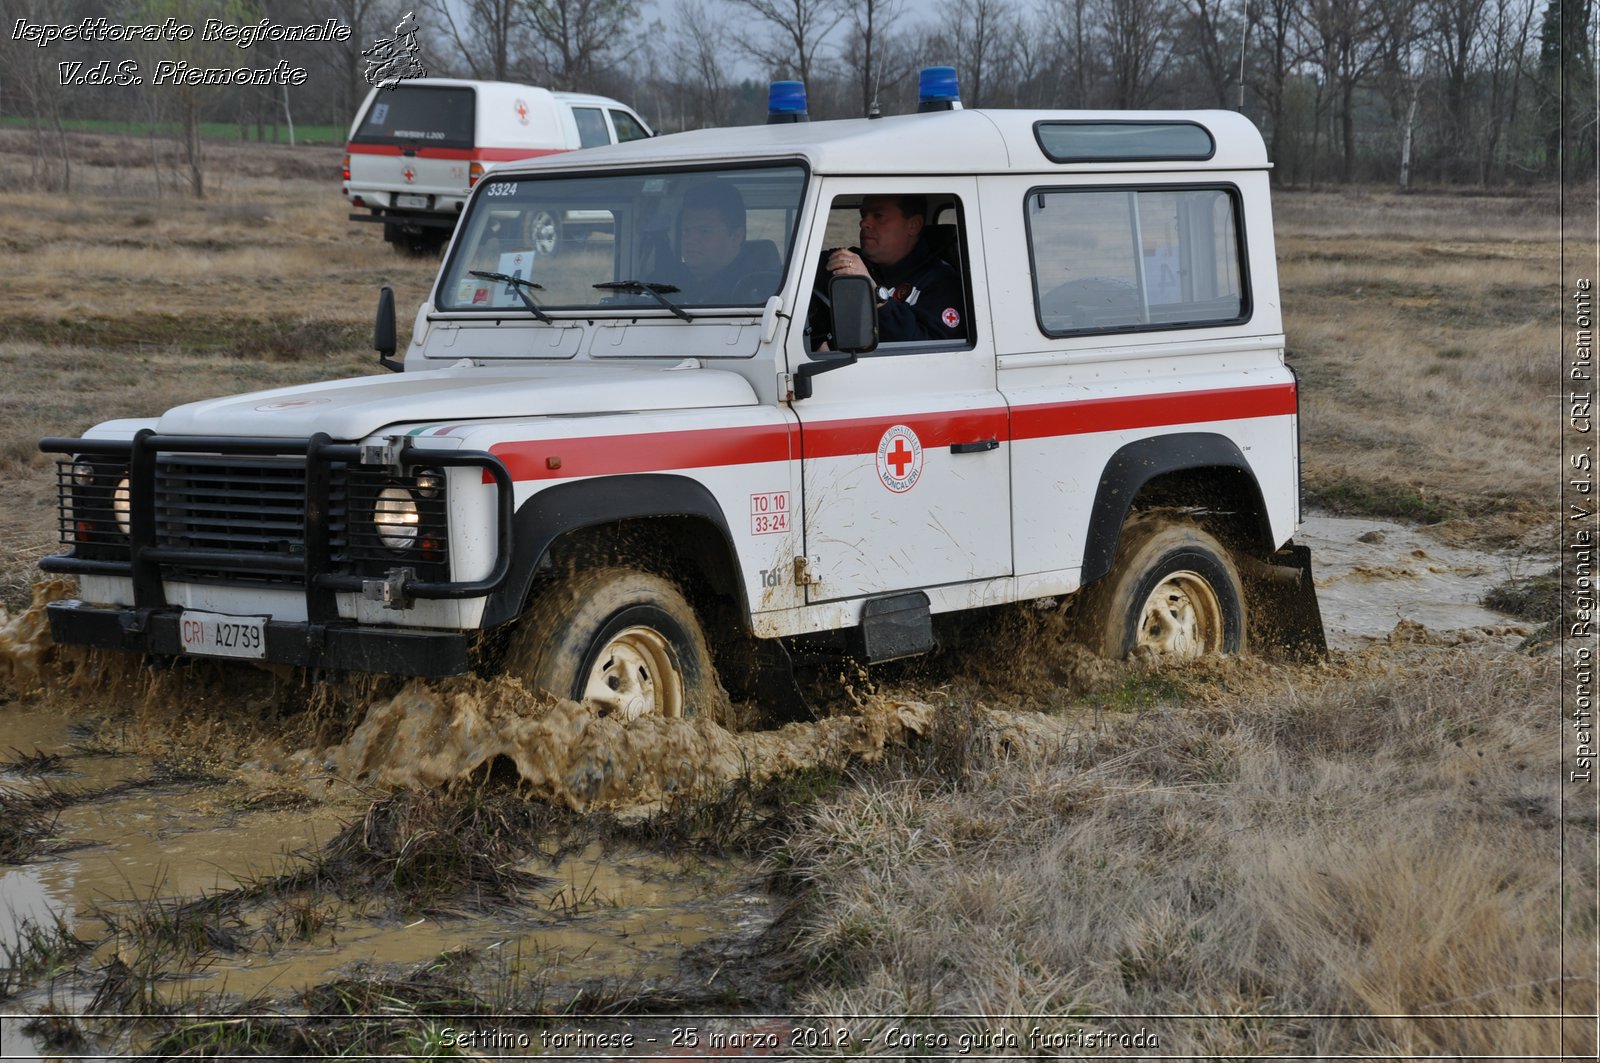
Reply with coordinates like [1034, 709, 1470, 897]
[1081, 432, 1270, 586]
[479, 474, 741, 628]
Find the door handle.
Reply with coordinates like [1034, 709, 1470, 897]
[950, 439, 999, 454]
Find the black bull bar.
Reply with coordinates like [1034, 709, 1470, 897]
[36, 431, 515, 677]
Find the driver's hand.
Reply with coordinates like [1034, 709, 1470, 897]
[827, 247, 871, 279]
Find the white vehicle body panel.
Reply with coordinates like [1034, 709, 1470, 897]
[50, 104, 1307, 674]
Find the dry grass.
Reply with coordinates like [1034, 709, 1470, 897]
[1275, 188, 1561, 541]
[784, 648, 1590, 1056]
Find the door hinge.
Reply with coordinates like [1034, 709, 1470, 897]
[793, 555, 821, 587]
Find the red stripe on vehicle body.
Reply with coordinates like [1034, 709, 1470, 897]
[485, 383, 1296, 483]
[346, 144, 566, 162]
[1011, 382, 1296, 440]
[490, 423, 795, 482]
[797, 409, 1010, 459]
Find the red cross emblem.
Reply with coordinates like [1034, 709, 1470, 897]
[515, 98, 529, 124]
[876, 424, 923, 493]
[401, 166, 415, 183]
[942, 307, 961, 329]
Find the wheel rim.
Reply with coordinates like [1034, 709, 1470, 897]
[1135, 570, 1225, 658]
[581, 625, 683, 720]
[530, 211, 558, 256]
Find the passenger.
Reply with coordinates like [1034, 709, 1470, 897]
[822, 194, 964, 342]
[674, 182, 778, 304]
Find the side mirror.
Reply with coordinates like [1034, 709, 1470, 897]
[828, 274, 879, 354]
[792, 275, 877, 401]
[375, 286, 403, 373]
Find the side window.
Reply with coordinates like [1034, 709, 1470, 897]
[610, 109, 650, 142]
[573, 107, 610, 147]
[808, 193, 973, 351]
[1029, 186, 1247, 335]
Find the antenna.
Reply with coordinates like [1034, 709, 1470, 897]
[868, 63, 883, 119]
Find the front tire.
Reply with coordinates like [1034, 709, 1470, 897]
[504, 567, 724, 720]
[1074, 515, 1246, 659]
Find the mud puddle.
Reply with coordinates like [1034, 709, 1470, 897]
[1298, 513, 1537, 649]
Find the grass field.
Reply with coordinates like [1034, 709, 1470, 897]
[0, 131, 1587, 1057]
[0, 115, 348, 145]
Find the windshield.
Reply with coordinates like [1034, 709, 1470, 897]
[438, 164, 808, 313]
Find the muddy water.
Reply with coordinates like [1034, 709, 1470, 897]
[1297, 513, 1536, 649]
[0, 515, 1539, 1054]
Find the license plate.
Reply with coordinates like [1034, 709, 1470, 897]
[396, 194, 428, 209]
[178, 611, 268, 660]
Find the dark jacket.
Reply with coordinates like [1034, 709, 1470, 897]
[871, 237, 965, 342]
[676, 240, 782, 305]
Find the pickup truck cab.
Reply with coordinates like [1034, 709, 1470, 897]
[343, 77, 653, 256]
[43, 76, 1323, 721]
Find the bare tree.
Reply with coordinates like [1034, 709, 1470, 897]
[1099, 0, 1177, 108]
[1423, 0, 1490, 179]
[667, 0, 734, 126]
[527, 0, 641, 89]
[1247, 0, 1305, 177]
[932, 0, 1013, 107]
[726, 0, 848, 96]
[1300, 0, 1387, 182]
[1480, 0, 1540, 182]
[843, 0, 904, 116]
[423, 0, 525, 80]
[1046, 0, 1099, 106]
[1177, 0, 1243, 107]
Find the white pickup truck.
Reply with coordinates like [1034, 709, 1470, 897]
[42, 77, 1323, 720]
[343, 77, 653, 256]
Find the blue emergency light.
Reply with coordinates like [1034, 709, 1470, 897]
[767, 81, 809, 123]
[917, 66, 962, 112]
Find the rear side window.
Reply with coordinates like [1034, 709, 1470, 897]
[1035, 121, 1214, 163]
[353, 86, 474, 149]
[1028, 186, 1248, 336]
[573, 107, 610, 147]
[610, 109, 650, 142]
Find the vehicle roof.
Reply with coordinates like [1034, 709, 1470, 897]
[490, 108, 1270, 176]
[379, 78, 634, 109]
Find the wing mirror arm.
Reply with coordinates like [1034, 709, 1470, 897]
[375, 286, 404, 373]
[793, 275, 878, 401]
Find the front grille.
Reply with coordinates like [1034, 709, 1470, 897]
[153, 456, 349, 584]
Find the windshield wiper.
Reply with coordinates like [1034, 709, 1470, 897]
[469, 270, 552, 323]
[593, 280, 695, 322]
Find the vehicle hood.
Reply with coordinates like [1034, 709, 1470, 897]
[154, 363, 759, 439]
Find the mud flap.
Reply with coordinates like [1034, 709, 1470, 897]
[1243, 542, 1327, 660]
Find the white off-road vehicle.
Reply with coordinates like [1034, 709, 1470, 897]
[42, 76, 1323, 719]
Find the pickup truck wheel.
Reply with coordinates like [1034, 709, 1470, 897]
[1074, 516, 1246, 660]
[504, 567, 722, 720]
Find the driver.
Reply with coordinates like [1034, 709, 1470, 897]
[822, 194, 964, 342]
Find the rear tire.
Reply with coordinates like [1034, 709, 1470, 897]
[504, 566, 725, 720]
[1074, 514, 1246, 659]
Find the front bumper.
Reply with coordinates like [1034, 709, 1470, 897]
[47, 600, 472, 676]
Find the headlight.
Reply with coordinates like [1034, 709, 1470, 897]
[414, 468, 445, 498]
[113, 477, 131, 536]
[374, 487, 419, 551]
[70, 460, 96, 486]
